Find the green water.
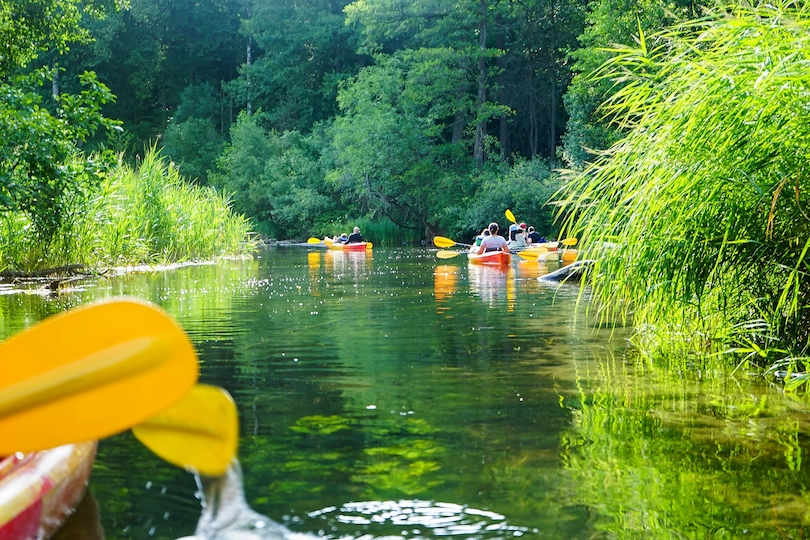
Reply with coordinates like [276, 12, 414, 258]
[3, 247, 810, 539]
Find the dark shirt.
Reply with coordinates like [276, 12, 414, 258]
[528, 231, 542, 243]
[347, 232, 364, 243]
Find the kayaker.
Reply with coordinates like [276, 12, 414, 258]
[335, 233, 349, 244]
[476, 223, 509, 254]
[508, 223, 528, 249]
[470, 228, 490, 252]
[527, 226, 542, 244]
[347, 226, 364, 243]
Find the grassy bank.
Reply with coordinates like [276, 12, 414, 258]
[0, 149, 254, 273]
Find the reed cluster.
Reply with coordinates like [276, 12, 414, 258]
[0, 149, 254, 272]
[557, 1, 810, 383]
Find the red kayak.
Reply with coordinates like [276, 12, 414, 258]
[0, 441, 96, 540]
[468, 251, 511, 265]
[327, 241, 371, 252]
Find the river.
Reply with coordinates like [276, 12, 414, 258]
[2, 246, 809, 539]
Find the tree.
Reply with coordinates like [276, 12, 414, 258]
[0, 0, 119, 250]
[213, 113, 335, 238]
[326, 51, 472, 237]
[225, 0, 362, 133]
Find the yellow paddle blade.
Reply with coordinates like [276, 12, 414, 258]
[517, 247, 549, 260]
[307, 237, 322, 244]
[561, 237, 578, 247]
[323, 238, 334, 246]
[505, 209, 516, 224]
[433, 236, 457, 248]
[133, 384, 238, 477]
[436, 250, 463, 259]
[0, 298, 199, 454]
[366, 242, 373, 250]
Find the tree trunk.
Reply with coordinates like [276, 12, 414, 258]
[52, 64, 59, 98]
[548, 0, 557, 157]
[452, 83, 466, 144]
[246, 3, 253, 117]
[496, 18, 508, 158]
[473, 0, 488, 168]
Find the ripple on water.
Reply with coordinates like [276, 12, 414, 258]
[298, 500, 534, 538]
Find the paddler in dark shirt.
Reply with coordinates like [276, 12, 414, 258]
[347, 226, 364, 243]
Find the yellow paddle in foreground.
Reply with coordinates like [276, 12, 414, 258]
[436, 250, 464, 259]
[133, 384, 238, 477]
[0, 298, 199, 455]
[307, 237, 322, 244]
[561, 237, 578, 247]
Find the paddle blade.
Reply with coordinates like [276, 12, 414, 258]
[436, 250, 463, 259]
[323, 238, 334, 246]
[133, 384, 238, 477]
[433, 236, 457, 248]
[0, 298, 199, 454]
[561, 237, 578, 247]
[307, 237, 322, 244]
[505, 209, 516, 223]
[366, 242, 373, 250]
[517, 247, 548, 260]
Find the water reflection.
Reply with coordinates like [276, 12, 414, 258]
[466, 264, 508, 306]
[4, 248, 810, 539]
[433, 265, 457, 316]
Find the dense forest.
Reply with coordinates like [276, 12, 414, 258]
[2, 0, 698, 243]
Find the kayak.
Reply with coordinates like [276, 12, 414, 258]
[510, 241, 558, 253]
[468, 251, 511, 265]
[327, 242, 371, 252]
[0, 441, 96, 540]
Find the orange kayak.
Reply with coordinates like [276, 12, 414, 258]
[327, 242, 371, 252]
[0, 441, 96, 540]
[468, 251, 511, 265]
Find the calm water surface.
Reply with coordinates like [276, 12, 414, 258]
[2, 247, 810, 539]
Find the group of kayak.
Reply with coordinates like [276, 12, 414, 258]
[464, 221, 572, 266]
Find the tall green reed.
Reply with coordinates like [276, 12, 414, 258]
[0, 148, 254, 272]
[555, 1, 810, 382]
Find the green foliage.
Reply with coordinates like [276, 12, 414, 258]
[327, 50, 473, 237]
[162, 118, 224, 184]
[0, 70, 118, 245]
[0, 0, 111, 72]
[452, 158, 561, 240]
[561, 0, 696, 168]
[0, 147, 254, 271]
[556, 2, 810, 376]
[226, 0, 360, 132]
[213, 113, 336, 239]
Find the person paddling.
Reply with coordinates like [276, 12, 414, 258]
[527, 226, 542, 244]
[346, 226, 364, 243]
[476, 222, 509, 254]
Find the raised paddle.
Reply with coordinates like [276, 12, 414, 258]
[433, 236, 472, 248]
[0, 297, 199, 455]
[132, 384, 238, 477]
[505, 209, 517, 224]
[436, 250, 464, 259]
[307, 237, 322, 244]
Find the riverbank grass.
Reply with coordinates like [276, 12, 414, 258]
[0, 149, 254, 272]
